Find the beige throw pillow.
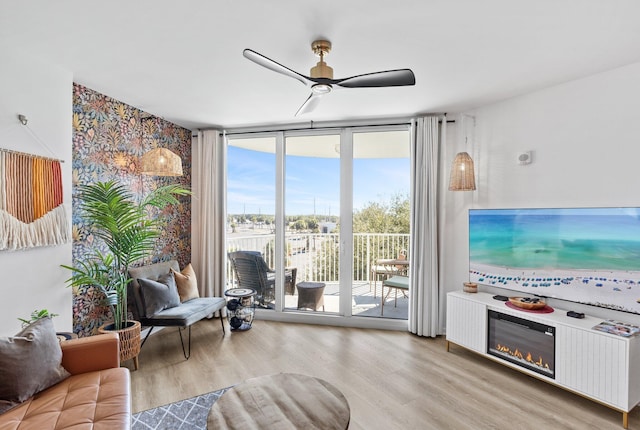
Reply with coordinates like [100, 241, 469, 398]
[0, 317, 70, 413]
[171, 263, 200, 302]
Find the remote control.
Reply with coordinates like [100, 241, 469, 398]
[567, 311, 585, 319]
[493, 295, 509, 301]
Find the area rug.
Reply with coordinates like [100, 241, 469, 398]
[132, 387, 230, 430]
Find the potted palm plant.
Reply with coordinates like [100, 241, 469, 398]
[62, 180, 190, 366]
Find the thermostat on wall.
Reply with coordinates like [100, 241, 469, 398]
[517, 151, 532, 165]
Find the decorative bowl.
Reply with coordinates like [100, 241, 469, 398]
[508, 296, 546, 310]
[463, 282, 478, 293]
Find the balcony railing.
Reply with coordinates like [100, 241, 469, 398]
[226, 232, 410, 285]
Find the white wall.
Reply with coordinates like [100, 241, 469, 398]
[0, 48, 73, 335]
[441, 61, 640, 330]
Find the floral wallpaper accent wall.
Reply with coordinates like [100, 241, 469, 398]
[71, 83, 192, 336]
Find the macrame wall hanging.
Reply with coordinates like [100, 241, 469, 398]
[0, 148, 70, 250]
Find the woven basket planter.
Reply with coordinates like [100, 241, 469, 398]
[99, 320, 141, 370]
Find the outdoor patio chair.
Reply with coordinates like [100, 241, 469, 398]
[228, 251, 297, 308]
[370, 252, 408, 298]
[381, 275, 409, 316]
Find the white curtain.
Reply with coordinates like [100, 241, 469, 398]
[409, 116, 444, 337]
[192, 130, 227, 298]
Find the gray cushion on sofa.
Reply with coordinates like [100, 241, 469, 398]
[143, 297, 227, 327]
[129, 261, 180, 321]
[138, 272, 181, 318]
[0, 318, 70, 413]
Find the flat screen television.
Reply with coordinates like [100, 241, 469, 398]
[469, 207, 640, 315]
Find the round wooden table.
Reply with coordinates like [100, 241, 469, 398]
[207, 373, 350, 429]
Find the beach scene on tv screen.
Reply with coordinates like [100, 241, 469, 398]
[469, 208, 640, 315]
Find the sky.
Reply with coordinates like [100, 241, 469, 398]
[227, 146, 410, 216]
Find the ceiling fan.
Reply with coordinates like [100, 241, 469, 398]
[243, 40, 416, 116]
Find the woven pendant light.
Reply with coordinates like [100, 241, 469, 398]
[141, 148, 183, 177]
[448, 151, 476, 191]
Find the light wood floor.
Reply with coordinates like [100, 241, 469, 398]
[127, 319, 638, 429]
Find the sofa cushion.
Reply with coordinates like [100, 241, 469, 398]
[0, 318, 70, 414]
[138, 272, 180, 318]
[128, 260, 180, 321]
[171, 263, 200, 302]
[0, 368, 131, 430]
[141, 297, 226, 327]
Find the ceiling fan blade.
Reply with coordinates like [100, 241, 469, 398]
[335, 69, 416, 88]
[243, 49, 311, 86]
[295, 93, 323, 116]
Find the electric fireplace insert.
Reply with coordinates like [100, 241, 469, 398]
[487, 310, 555, 379]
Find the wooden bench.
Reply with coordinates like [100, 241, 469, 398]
[381, 275, 409, 316]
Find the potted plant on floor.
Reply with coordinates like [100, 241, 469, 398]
[62, 180, 190, 367]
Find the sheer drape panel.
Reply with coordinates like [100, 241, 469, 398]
[409, 117, 442, 337]
[192, 130, 227, 299]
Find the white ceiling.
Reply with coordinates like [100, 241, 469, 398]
[2, 1, 640, 131]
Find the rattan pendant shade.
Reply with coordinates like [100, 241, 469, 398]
[141, 148, 183, 176]
[448, 151, 476, 191]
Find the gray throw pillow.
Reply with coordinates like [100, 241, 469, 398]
[0, 317, 71, 413]
[138, 272, 181, 317]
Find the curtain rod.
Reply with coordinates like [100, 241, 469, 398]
[221, 121, 406, 136]
[215, 119, 455, 137]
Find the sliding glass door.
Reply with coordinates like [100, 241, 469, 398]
[226, 125, 410, 323]
[226, 136, 277, 308]
[352, 130, 410, 319]
[284, 133, 341, 313]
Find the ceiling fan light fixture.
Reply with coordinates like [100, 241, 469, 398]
[312, 83, 332, 94]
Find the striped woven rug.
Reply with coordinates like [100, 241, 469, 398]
[132, 387, 229, 430]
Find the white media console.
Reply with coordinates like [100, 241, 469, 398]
[446, 291, 640, 428]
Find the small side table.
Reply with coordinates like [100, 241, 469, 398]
[225, 288, 257, 331]
[296, 282, 326, 311]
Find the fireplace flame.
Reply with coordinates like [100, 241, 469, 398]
[495, 344, 551, 372]
[513, 348, 523, 360]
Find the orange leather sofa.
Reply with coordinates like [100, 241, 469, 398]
[0, 332, 131, 430]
